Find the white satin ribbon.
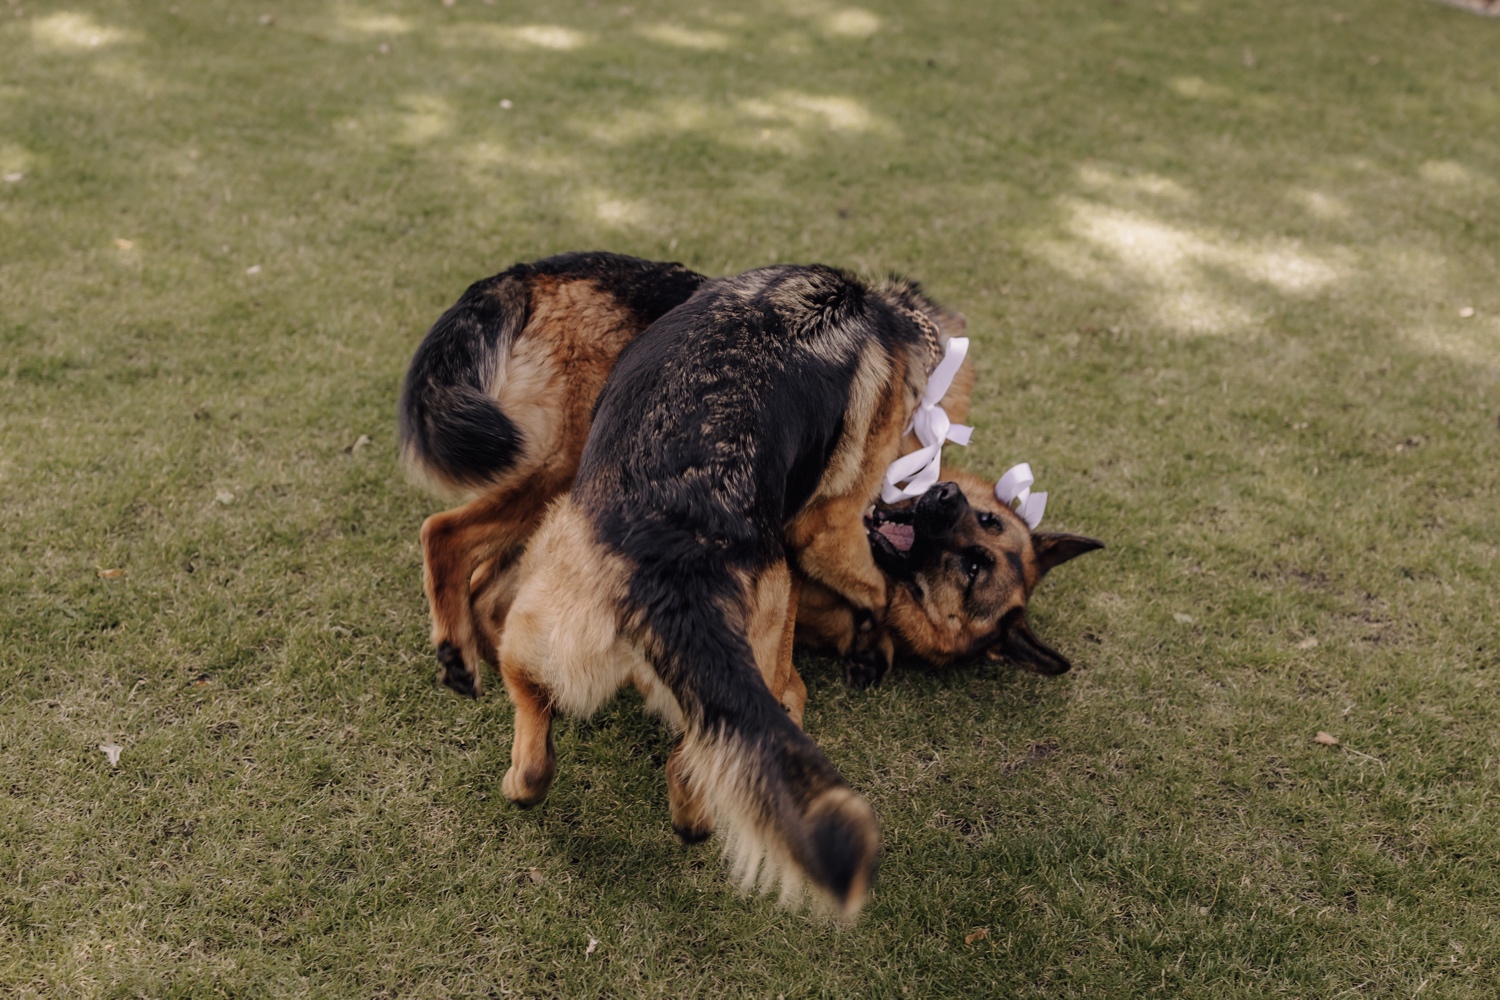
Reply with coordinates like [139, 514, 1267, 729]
[995, 462, 1047, 529]
[881, 336, 973, 503]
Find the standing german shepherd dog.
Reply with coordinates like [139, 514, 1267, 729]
[401, 253, 708, 698]
[487, 265, 954, 916]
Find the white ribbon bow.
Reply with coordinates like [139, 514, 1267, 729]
[881, 337, 973, 503]
[995, 462, 1047, 529]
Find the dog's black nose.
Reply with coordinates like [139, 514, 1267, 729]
[915, 481, 967, 539]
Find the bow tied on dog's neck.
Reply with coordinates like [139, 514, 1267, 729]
[995, 462, 1047, 529]
[881, 335, 973, 503]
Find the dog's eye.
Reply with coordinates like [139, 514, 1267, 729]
[977, 511, 1003, 533]
[962, 548, 993, 581]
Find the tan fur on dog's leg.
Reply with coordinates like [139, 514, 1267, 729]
[744, 561, 804, 718]
[775, 575, 807, 726]
[422, 470, 562, 697]
[467, 555, 523, 670]
[666, 744, 714, 844]
[499, 656, 556, 808]
[788, 495, 888, 628]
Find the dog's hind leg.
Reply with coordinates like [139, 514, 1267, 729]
[422, 468, 566, 697]
[467, 554, 524, 671]
[499, 656, 556, 808]
[762, 570, 806, 727]
[665, 743, 714, 843]
[498, 500, 635, 809]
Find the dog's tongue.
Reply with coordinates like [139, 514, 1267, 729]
[877, 521, 915, 553]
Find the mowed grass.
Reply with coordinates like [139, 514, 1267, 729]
[2, 0, 1498, 995]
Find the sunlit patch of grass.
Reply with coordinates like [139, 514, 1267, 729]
[1, 0, 1498, 995]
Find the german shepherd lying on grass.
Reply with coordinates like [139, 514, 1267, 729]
[797, 464, 1102, 673]
[401, 253, 1099, 699]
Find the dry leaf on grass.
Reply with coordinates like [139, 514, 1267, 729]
[585, 937, 599, 956]
[527, 867, 544, 885]
[1172, 613, 1195, 625]
[965, 927, 989, 945]
[1314, 732, 1340, 746]
[97, 568, 125, 579]
[1296, 637, 1319, 650]
[99, 743, 122, 766]
[215, 490, 235, 505]
[114, 238, 134, 250]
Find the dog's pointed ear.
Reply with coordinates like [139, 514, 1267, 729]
[1032, 533, 1104, 580]
[999, 613, 1072, 675]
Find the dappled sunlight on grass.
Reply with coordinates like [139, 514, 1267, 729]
[1077, 165, 1195, 204]
[574, 89, 894, 153]
[442, 23, 593, 52]
[29, 11, 135, 52]
[332, 9, 415, 37]
[819, 6, 885, 38]
[457, 140, 579, 179]
[635, 23, 733, 51]
[1169, 75, 1234, 102]
[0, 141, 37, 174]
[583, 190, 655, 230]
[1032, 157, 1498, 368]
[743, 91, 890, 135]
[1031, 191, 1345, 335]
[394, 94, 456, 145]
[1402, 317, 1500, 368]
[773, 0, 885, 38]
[1419, 158, 1497, 193]
[1285, 189, 1353, 221]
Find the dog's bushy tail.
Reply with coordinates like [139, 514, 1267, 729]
[650, 607, 880, 917]
[398, 271, 530, 493]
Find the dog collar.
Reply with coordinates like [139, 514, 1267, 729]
[881, 336, 972, 503]
[995, 462, 1047, 529]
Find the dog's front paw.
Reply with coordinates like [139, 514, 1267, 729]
[844, 647, 889, 689]
[436, 642, 479, 698]
[502, 758, 556, 808]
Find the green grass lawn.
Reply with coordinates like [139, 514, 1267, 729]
[3, 0, 1498, 995]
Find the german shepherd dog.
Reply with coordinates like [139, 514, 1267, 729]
[797, 465, 1102, 671]
[400, 252, 708, 698]
[401, 253, 1100, 699]
[486, 264, 957, 915]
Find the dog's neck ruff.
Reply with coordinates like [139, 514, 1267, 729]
[881, 336, 972, 503]
[995, 462, 1047, 529]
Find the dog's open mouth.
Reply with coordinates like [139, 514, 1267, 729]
[866, 505, 916, 573]
[868, 507, 915, 552]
